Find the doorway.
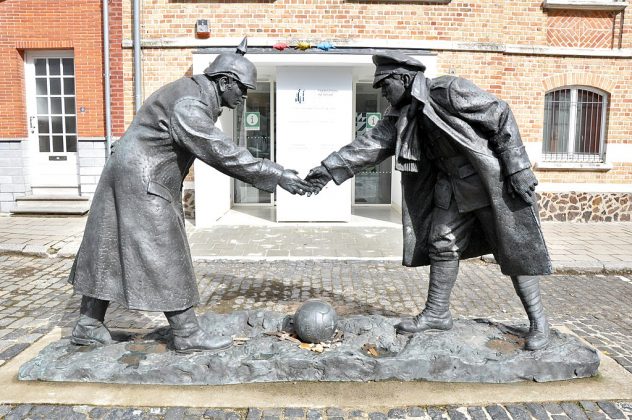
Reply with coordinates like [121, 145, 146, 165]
[24, 50, 79, 194]
[354, 83, 392, 205]
[233, 81, 275, 205]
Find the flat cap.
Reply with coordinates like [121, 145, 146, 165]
[372, 52, 426, 88]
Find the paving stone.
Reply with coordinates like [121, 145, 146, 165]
[485, 405, 510, 420]
[284, 407, 305, 418]
[427, 407, 447, 420]
[597, 401, 626, 419]
[368, 413, 388, 420]
[306, 409, 323, 420]
[505, 405, 531, 420]
[526, 403, 551, 420]
[561, 402, 589, 420]
[27, 405, 86, 419]
[406, 407, 426, 418]
[0, 342, 30, 360]
[447, 408, 468, 420]
[0, 405, 13, 417]
[544, 403, 566, 415]
[348, 409, 367, 418]
[551, 415, 570, 420]
[5, 404, 33, 420]
[326, 408, 346, 417]
[164, 408, 188, 420]
[246, 408, 262, 420]
[204, 409, 228, 420]
[387, 408, 406, 419]
[467, 407, 487, 420]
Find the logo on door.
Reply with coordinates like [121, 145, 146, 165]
[295, 89, 305, 104]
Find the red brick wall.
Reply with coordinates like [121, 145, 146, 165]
[547, 10, 616, 49]
[117, 0, 630, 185]
[0, 0, 124, 139]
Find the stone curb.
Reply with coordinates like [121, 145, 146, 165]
[2, 247, 632, 274]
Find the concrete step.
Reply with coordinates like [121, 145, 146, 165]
[11, 206, 89, 215]
[12, 194, 90, 215]
[16, 195, 89, 202]
[31, 186, 79, 195]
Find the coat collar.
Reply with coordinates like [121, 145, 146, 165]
[193, 75, 223, 120]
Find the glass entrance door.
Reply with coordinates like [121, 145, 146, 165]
[354, 83, 391, 204]
[233, 82, 274, 204]
[25, 51, 79, 190]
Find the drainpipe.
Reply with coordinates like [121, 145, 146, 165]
[133, 0, 142, 111]
[103, 0, 112, 157]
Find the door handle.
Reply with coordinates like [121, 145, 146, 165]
[29, 116, 37, 134]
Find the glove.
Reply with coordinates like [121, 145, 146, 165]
[507, 168, 538, 205]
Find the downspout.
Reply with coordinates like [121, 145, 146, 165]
[103, 0, 112, 157]
[133, 0, 142, 111]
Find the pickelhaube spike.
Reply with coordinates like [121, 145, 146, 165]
[236, 37, 248, 56]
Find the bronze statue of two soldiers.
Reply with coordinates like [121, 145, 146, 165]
[69, 41, 551, 353]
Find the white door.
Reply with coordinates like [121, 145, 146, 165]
[25, 51, 79, 194]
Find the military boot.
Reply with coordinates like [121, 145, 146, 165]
[165, 307, 233, 353]
[396, 260, 459, 333]
[71, 296, 113, 346]
[512, 275, 550, 351]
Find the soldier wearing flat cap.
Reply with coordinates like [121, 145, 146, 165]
[68, 38, 314, 353]
[307, 51, 552, 351]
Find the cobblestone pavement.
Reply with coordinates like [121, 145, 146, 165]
[0, 255, 631, 418]
[0, 402, 631, 420]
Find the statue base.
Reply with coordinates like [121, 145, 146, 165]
[18, 311, 599, 384]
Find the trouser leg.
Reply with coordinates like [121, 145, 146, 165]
[397, 200, 472, 333]
[474, 208, 550, 350]
[71, 296, 113, 346]
[164, 307, 233, 353]
[511, 275, 550, 350]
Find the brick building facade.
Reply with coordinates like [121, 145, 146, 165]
[1, 0, 631, 222]
[0, 0, 123, 213]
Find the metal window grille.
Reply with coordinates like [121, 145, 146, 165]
[542, 87, 607, 162]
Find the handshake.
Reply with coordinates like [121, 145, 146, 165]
[278, 165, 333, 196]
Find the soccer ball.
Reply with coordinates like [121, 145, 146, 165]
[293, 299, 337, 343]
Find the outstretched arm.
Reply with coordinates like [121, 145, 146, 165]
[170, 98, 314, 195]
[305, 116, 398, 194]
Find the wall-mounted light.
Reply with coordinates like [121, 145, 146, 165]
[196, 19, 210, 39]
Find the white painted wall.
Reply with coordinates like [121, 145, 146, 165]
[194, 109, 233, 227]
[276, 66, 353, 222]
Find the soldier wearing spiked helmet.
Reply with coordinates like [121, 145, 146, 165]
[68, 39, 314, 353]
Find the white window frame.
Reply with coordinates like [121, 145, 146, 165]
[542, 85, 608, 163]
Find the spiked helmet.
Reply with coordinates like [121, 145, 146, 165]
[204, 38, 257, 89]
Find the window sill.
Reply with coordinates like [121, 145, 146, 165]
[543, 0, 628, 10]
[535, 161, 612, 171]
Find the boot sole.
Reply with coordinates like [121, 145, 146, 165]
[396, 326, 452, 335]
[174, 342, 233, 354]
[70, 336, 107, 346]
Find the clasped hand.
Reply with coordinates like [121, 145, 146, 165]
[278, 169, 318, 196]
[278, 166, 333, 196]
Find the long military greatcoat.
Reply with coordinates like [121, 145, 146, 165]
[323, 74, 552, 276]
[69, 75, 284, 311]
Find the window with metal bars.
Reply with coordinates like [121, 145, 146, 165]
[542, 86, 608, 162]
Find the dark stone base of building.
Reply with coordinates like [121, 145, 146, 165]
[18, 311, 599, 385]
[538, 192, 632, 222]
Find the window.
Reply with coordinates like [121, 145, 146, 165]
[542, 86, 608, 162]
